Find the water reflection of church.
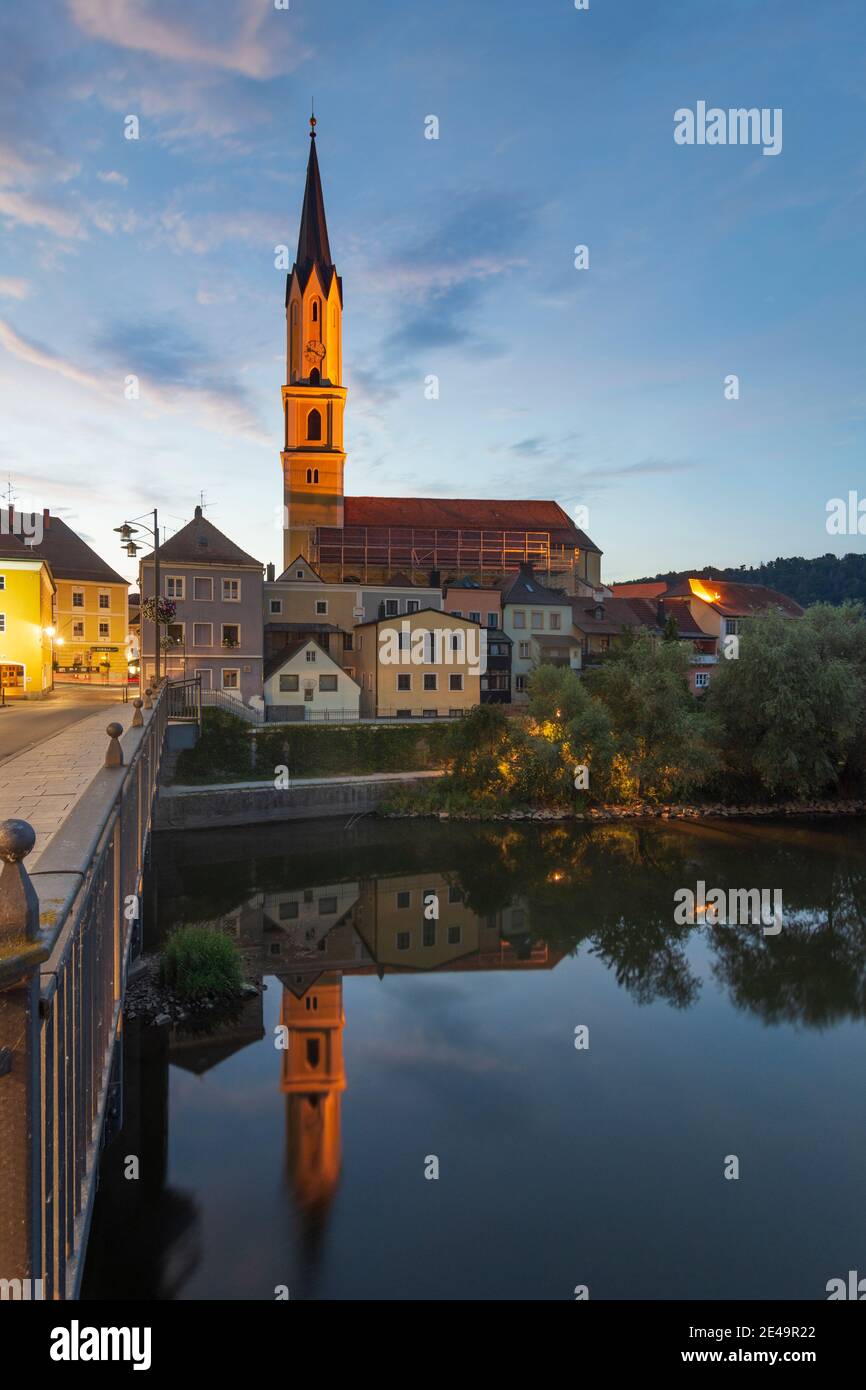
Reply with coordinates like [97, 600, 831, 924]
[179, 874, 565, 1225]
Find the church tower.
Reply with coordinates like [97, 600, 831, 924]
[281, 116, 346, 570]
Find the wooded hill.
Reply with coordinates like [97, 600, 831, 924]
[628, 553, 866, 608]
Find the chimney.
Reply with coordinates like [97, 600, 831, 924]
[194, 504, 203, 519]
[266, 562, 275, 582]
[519, 560, 534, 578]
[43, 507, 50, 530]
[429, 568, 441, 589]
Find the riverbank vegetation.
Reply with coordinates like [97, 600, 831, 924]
[384, 602, 866, 814]
[173, 709, 452, 783]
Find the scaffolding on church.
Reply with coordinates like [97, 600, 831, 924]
[314, 525, 578, 586]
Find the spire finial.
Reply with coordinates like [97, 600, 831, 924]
[310, 102, 316, 139]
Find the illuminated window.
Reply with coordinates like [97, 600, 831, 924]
[307, 409, 322, 441]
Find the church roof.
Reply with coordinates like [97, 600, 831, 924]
[343, 497, 600, 552]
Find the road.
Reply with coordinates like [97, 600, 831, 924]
[0, 685, 127, 764]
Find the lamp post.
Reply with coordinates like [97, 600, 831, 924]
[115, 509, 160, 685]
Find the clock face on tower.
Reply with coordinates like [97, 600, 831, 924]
[305, 340, 325, 361]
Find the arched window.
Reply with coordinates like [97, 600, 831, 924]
[307, 408, 322, 441]
[311, 298, 320, 323]
[313, 469, 319, 484]
[305, 468, 312, 484]
[310, 368, 320, 386]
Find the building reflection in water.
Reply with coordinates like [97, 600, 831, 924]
[262, 872, 563, 1242]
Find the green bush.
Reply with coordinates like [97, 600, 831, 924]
[174, 708, 251, 784]
[252, 720, 453, 777]
[160, 924, 245, 999]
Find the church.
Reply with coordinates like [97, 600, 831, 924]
[279, 118, 602, 595]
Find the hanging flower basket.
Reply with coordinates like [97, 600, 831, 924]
[142, 596, 176, 625]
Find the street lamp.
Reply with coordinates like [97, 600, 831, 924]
[115, 510, 161, 684]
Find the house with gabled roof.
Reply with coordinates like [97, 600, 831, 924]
[612, 576, 804, 693]
[263, 637, 360, 721]
[263, 553, 443, 686]
[139, 505, 263, 703]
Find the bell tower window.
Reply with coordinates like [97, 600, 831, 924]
[310, 368, 320, 386]
[311, 299, 320, 324]
[307, 408, 322, 441]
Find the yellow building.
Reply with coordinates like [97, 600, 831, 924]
[353, 608, 483, 718]
[0, 555, 55, 698]
[9, 509, 130, 680]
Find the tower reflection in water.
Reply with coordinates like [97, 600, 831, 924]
[266, 870, 553, 1238]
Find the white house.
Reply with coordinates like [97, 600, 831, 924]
[263, 637, 360, 720]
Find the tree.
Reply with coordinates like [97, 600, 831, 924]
[585, 634, 716, 801]
[704, 603, 866, 798]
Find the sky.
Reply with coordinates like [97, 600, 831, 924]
[0, 0, 864, 585]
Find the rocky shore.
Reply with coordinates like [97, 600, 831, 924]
[124, 955, 261, 1027]
[383, 798, 866, 824]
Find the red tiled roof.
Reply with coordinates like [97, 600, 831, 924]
[571, 595, 661, 636]
[343, 497, 600, 552]
[665, 578, 804, 618]
[658, 598, 711, 637]
[610, 581, 667, 599]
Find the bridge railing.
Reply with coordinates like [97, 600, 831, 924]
[0, 683, 169, 1300]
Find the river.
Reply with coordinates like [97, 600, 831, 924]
[82, 815, 866, 1300]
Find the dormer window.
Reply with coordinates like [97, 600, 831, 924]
[595, 605, 604, 620]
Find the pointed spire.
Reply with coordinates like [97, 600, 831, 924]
[296, 113, 333, 275]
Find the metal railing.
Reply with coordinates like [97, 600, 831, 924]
[0, 685, 170, 1299]
[201, 688, 263, 724]
[166, 673, 203, 729]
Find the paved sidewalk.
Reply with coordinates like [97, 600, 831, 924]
[0, 702, 134, 867]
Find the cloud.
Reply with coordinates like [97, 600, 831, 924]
[0, 313, 268, 444]
[0, 189, 85, 239]
[0, 317, 104, 391]
[0, 277, 31, 300]
[376, 190, 532, 359]
[93, 315, 268, 441]
[66, 0, 308, 79]
[97, 169, 128, 187]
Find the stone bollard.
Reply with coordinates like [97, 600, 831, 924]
[0, 819, 38, 943]
[105, 722, 124, 768]
[131, 698, 144, 728]
[143, 687, 153, 710]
